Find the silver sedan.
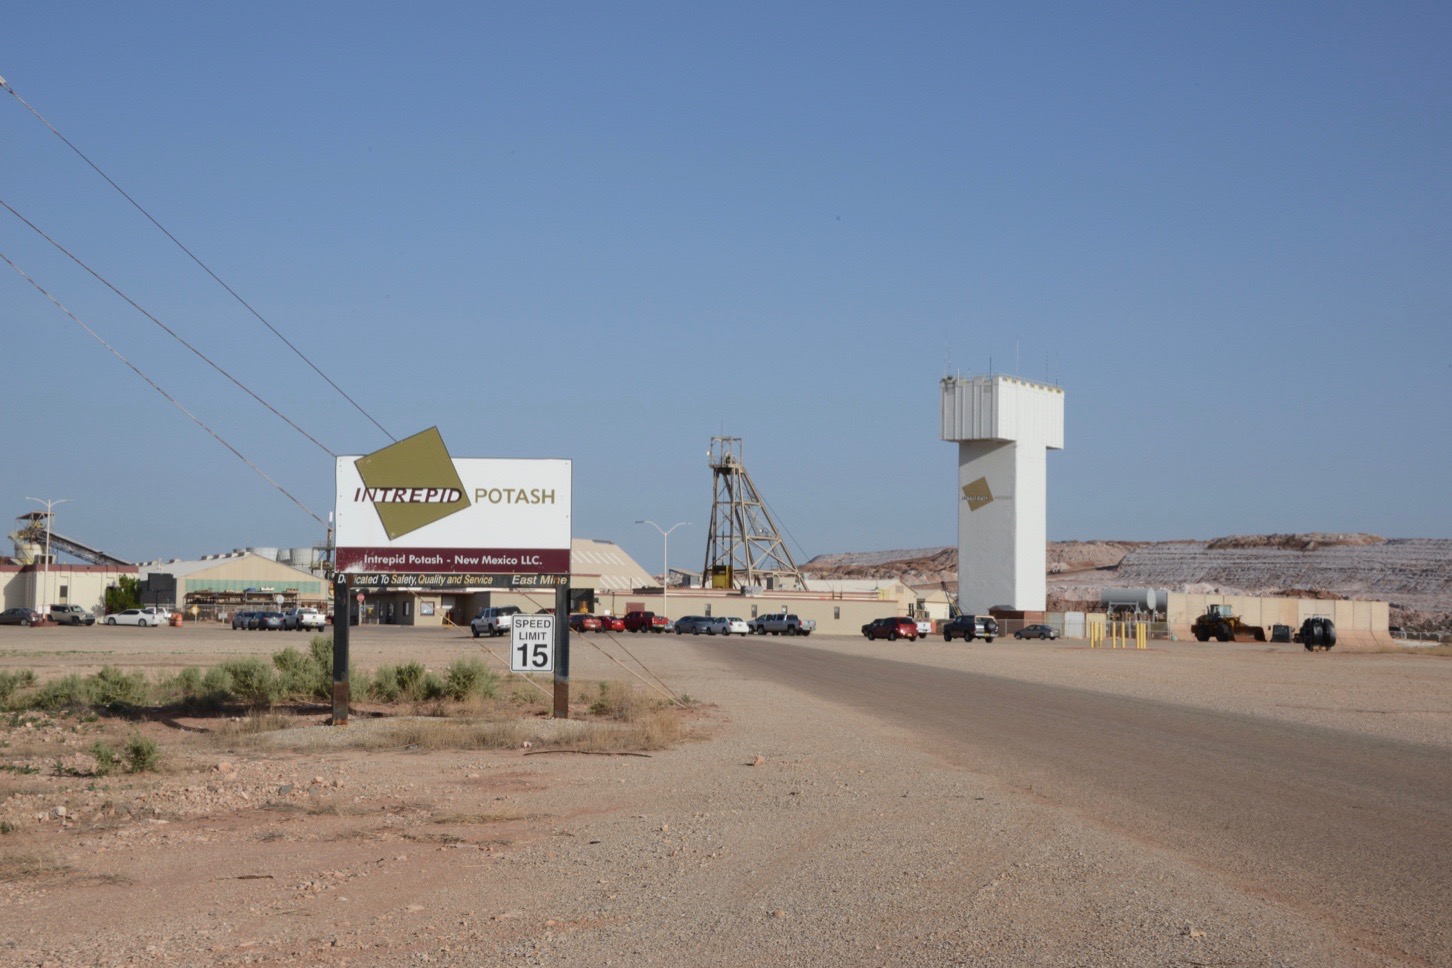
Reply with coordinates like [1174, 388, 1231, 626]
[675, 616, 731, 635]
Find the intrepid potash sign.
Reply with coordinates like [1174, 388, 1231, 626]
[334, 427, 571, 577]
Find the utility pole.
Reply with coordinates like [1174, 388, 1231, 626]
[25, 496, 70, 613]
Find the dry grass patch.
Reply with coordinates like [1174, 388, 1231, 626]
[242, 681, 696, 754]
[0, 851, 70, 882]
[430, 810, 527, 825]
[204, 710, 308, 748]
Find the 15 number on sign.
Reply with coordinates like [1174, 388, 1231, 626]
[510, 615, 555, 673]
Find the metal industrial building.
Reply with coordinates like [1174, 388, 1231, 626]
[135, 552, 328, 620]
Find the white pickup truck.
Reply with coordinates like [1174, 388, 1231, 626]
[283, 607, 326, 631]
[470, 606, 522, 638]
[747, 613, 816, 636]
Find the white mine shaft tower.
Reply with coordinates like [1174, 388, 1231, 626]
[940, 375, 1064, 613]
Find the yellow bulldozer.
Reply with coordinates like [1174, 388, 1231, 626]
[1190, 603, 1267, 642]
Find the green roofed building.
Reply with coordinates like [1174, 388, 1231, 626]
[137, 551, 326, 621]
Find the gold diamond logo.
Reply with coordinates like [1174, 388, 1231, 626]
[355, 427, 469, 539]
[961, 477, 994, 511]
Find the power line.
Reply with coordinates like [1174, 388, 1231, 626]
[0, 248, 326, 527]
[0, 74, 397, 444]
[1, 197, 336, 458]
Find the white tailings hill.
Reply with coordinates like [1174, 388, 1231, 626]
[808, 537, 1452, 614]
[1109, 538, 1452, 611]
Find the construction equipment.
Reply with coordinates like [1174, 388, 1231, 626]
[1299, 616, 1337, 652]
[1190, 603, 1266, 642]
[941, 580, 962, 618]
[11, 511, 131, 566]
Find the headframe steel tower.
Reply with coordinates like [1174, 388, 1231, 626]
[701, 437, 809, 591]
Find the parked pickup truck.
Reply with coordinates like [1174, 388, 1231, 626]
[623, 610, 670, 633]
[470, 606, 522, 638]
[747, 613, 816, 636]
[282, 607, 326, 631]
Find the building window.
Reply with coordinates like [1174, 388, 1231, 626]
[751, 605, 758, 618]
[58, 584, 69, 601]
[404, 600, 412, 617]
[704, 604, 712, 616]
[834, 606, 840, 620]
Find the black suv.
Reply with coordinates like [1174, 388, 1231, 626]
[942, 615, 998, 642]
[942, 615, 977, 642]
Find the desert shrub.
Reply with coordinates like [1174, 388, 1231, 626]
[90, 741, 117, 776]
[271, 647, 330, 700]
[588, 681, 659, 721]
[29, 675, 90, 712]
[365, 666, 401, 703]
[87, 666, 150, 710]
[271, 646, 309, 677]
[365, 663, 443, 703]
[346, 667, 372, 701]
[0, 670, 36, 705]
[220, 658, 279, 708]
[201, 665, 232, 696]
[124, 735, 159, 773]
[158, 666, 204, 701]
[309, 636, 333, 676]
[443, 657, 497, 701]
[394, 662, 428, 700]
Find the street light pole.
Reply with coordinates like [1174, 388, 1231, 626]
[636, 520, 689, 620]
[25, 496, 70, 614]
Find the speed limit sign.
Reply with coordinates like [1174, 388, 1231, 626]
[510, 614, 555, 672]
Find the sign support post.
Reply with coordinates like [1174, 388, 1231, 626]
[553, 583, 570, 718]
[332, 574, 350, 725]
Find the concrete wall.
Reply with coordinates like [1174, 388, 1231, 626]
[1167, 592, 1391, 646]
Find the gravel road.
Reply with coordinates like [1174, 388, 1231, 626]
[0, 626, 1447, 966]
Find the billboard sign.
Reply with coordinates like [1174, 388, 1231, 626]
[335, 427, 570, 581]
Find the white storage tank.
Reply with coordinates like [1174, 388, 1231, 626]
[1101, 588, 1162, 612]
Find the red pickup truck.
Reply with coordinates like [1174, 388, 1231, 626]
[623, 610, 669, 633]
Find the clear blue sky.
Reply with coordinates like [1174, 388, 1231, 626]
[3, 2, 1449, 574]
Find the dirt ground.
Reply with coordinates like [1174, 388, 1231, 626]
[0, 624, 1448, 966]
